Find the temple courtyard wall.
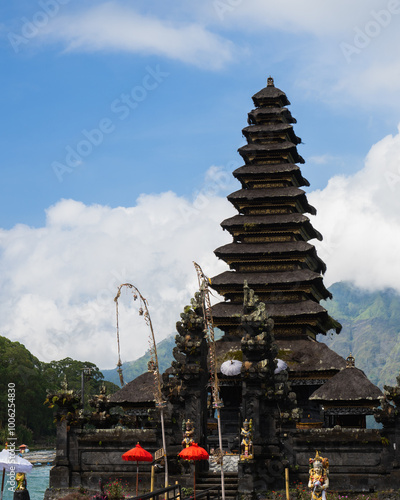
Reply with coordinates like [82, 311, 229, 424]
[288, 427, 400, 493]
[48, 424, 170, 496]
[46, 423, 400, 497]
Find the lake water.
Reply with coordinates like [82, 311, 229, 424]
[2, 465, 51, 500]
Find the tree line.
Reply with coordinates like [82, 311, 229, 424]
[0, 335, 118, 446]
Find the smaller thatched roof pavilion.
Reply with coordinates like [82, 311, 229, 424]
[310, 354, 383, 428]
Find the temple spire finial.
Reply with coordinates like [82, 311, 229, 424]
[346, 352, 355, 368]
[267, 76, 274, 87]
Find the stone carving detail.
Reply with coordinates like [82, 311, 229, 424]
[162, 294, 209, 457]
[242, 281, 274, 334]
[181, 419, 195, 448]
[308, 451, 329, 500]
[240, 283, 300, 426]
[44, 378, 81, 425]
[374, 374, 400, 427]
[163, 293, 207, 403]
[240, 419, 253, 460]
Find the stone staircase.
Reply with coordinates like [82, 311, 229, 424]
[195, 472, 238, 500]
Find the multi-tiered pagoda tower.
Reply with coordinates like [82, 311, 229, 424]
[210, 77, 346, 423]
[47, 77, 400, 499]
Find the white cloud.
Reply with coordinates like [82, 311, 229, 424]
[308, 154, 339, 165]
[0, 190, 232, 369]
[1, 122, 400, 372]
[210, 0, 378, 35]
[10, 0, 400, 108]
[205, 0, 400, 109]
[38, 2, 235, 69]
[309, 124, 400, 292]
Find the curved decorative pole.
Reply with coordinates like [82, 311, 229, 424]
[193, 263, 225, 500]
[114, 283, 169, 488]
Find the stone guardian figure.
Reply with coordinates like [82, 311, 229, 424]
[308, 451, 329, 500]
[240, 419, 253, 460]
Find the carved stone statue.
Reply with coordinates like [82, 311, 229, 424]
[308, 451, 329, 500]
[14, 473, 30, 500]
[15, 473, 27, 491]
[181, 418, 195, 448]
[240, 419, 253, 460]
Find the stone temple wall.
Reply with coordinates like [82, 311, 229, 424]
[47, 421, 400, 496]
[286, 427, 400, 493]
[49, 424, 168, 496]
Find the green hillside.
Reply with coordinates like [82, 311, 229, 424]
[101, 328, 225, 386]
[101, 283, 400, 391]
[0, 336, 118, 445]
[320, 281, 400, 389]
[101, 335, 177, 386]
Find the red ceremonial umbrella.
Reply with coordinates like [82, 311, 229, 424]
[178, 443, 209, 499]
[122, 443, 153, 496]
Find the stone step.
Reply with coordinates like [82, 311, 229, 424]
[194, 487, 238, 500]
[195, 472, 238, 499]
[196, 480, 239, 490]
[196, 478, 238, 487]
[198, 473, 238, 478]
[196, 482, 238, 490]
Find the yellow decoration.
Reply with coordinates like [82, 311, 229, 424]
[15, 473, 27, 491]
[308, 450, 329, 500]
[240, 419, 253, 460]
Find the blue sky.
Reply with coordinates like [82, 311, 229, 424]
[1, 0, 400, 368]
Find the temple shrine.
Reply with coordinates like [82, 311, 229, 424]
[46, 78, 400, 499]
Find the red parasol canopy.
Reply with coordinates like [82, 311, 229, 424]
[122, 443, 153, 496]
[178, 443, 209, 499]
[122, 443, 153, 463]
[178, 443, 209, 461]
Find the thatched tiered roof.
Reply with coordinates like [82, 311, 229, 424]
[109, 372, 155, 406]
[210, 77, 340, 341]
[310, 365, 383, 403]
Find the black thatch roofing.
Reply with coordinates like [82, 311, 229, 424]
[232, 164, 310, 187]
[211, 301, 341, 335]
[276, 338, 347, 373]
[212, 300, 327, 318]
[228, 186, 314, 207]
[242, 123, 295, 133]
[252, 82, 290, 107]
[215, 239, 314, 254]
[211, 338, 346, 376]
[220, 213, 322, 241]
[215, 339, 242, 368]
[248, 107, 296, 125]
[309, 366, 383, 402]
[210, 269, 331, 300]
[222, 213, 310, 227]
[227, 188, 316, 216]
[238, 142, 305, 164]
[233, 163, 304, 175]
[228, 186, 303, 200]
[239, 141, 299, 152]
[106, 342, 346, 406]
[241, 124, 301, 145]
[214, 241, 327, 274]
[109, 371, 155, 405]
